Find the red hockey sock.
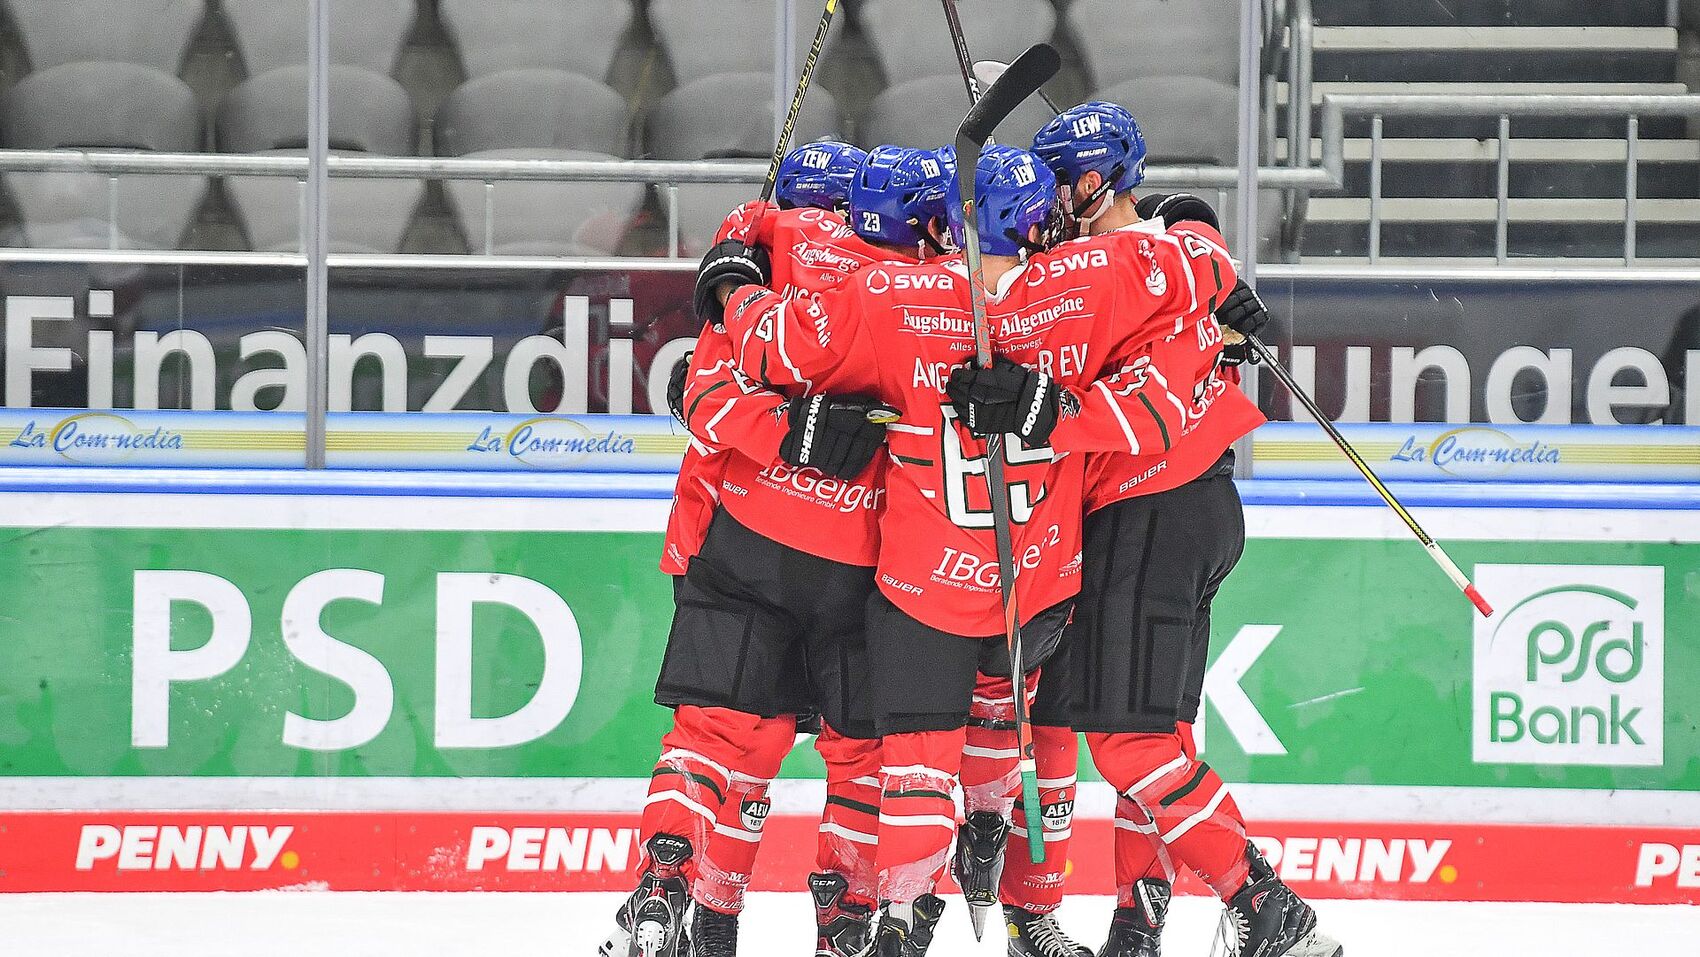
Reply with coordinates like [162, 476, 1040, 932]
[1084, 727, 1250, 898]
[816, 723, 882, 907]
[641, 705, 795, 893]
[1112, 794, 1175, 906]
[1000, 723, 1077, 914]
[876, 728, 965, 905]
[959, 672, 1038, 816]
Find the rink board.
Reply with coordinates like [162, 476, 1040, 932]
[0, 474, 1697, 902]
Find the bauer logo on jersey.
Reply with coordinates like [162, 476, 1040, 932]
[1472, 564, 1664, 768]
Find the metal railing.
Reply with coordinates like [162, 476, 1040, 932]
[1315, 94, 1700, 264]
[0, 96, 1694, 267]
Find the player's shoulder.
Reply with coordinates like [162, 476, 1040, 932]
[777, 205, 853, 236]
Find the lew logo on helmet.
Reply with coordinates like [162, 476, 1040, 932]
[1012, 160, 1038, 187]
[801, 148, 831, 169]
[1070, 114, 1102, 138]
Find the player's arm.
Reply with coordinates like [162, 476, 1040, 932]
[716, 279, 875, 392]
[676, 328, 788, 462]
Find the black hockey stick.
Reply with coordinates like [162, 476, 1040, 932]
[1248, 336, 1493, 616]
[743, 0, 840, 241]
[954, 42, 1062, 875]
[1004, 85, 1492, 618]
[972, 59, 1061, 113]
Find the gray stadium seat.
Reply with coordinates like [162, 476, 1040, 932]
[862, 73, 1054, 150]
[1095, 76, 1240, 166]
[2, 0, 206, 71]
[647, 72, 842, 255]
[1068, 0, 1241, 88]
[649, 0, 845, 87]
[858, 0, 1055, 84]
[219, 65, 422, 252]
[440, 0, 634, 81]
[223, 0, 417, 75]
[0, 62, 207, 248]
[436, 70, 629, 158]
[441, 149, 644, 255]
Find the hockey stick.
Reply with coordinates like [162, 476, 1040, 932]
[1248, 336, 1494, 616]
[743, 0, 840, 241]
[954, 43, 1062, 878]
[972, 59, 1062, 113]
[1004, 87, 1492, 618]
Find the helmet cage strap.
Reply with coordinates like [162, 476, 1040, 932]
[1072, 161, 1127, 227]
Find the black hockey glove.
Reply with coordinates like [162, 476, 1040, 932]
[1215, 278, 1269, 365]
[665, 351, 692, 425]
[1134, 192, 1222, 232]
[779, 394, 894, 479]
[693, 239, 771, 326]
[946, 355, 1062, 447]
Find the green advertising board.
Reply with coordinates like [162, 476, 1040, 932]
[0, 490, 1694, 793]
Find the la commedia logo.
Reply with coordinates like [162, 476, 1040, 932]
[1472, 564, 1663, 768]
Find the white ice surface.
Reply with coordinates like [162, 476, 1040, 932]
[4, 892, 1696, 956]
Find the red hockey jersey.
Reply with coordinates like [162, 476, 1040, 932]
[1080, 223, 1267, 512]
[660, 202, 913, 574]
[720, 219, 1237, 635]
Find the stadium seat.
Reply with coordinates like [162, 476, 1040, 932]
[1095, 76, 1240, 166]
[2, 0, 207, 72]
[219, 65, 423, 253]
[440, 0, 634, 82]
[647, 72, 842, 254]
[436, 69, 629, 158]
[862, 73, 1054, 150]
[0, 0, 211, 248]
[1068, 0, 1240, 88]
[222, 0, 416, 76]
[858, 0, 1056, 85]
[0, 61, 208, 248]
[440, 149, 644, 256]
[437, 73, 639, 255]
[649, 0, 845, 87]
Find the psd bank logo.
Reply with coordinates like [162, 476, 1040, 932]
[1473, 564, 1663, 767]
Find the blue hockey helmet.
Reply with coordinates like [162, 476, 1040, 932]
[775, 140, 868, 211]
[847, 145, 954, 248]
[1032, 100, 1148, 202]
[946, 144, 1060, 257]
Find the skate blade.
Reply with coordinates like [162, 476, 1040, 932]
[968, 901, 991, 941]
[597, 928, 631, 957]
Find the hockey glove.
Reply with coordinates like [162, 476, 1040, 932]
[665, 351, 692, 425]
[1134, 192, 1222, 232]
[693, 239, 772, 326]
[946, 355, 1061, 447]
[779, 394, 894, 479]
[1215, 279, 1269, 365]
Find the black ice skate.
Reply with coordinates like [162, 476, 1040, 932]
[1097, 879, 1170, 957]
[874, 894, 947, 957]
[689, 903, 737, 957]
[600, 834, 693, 957]
[1004, 905, 1091, 957]
[1212, 844, 1343, 957]
[950, 810, 1010, 940]
[810, 871, 874, 957]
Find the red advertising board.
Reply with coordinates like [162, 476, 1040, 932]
[4, 812, 1697, 904]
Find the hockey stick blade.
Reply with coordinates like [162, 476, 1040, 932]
[973, 59, 1062, 113]
[957, 43, 1060, 148]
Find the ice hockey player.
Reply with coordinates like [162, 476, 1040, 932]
[1029, 101, 1343, 957]
[774, 139, 868, 214]
[607, 145, 954, 957]
[710, 144, 1238, 956]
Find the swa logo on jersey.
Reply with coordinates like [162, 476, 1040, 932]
[1472, 564, 1664, 767]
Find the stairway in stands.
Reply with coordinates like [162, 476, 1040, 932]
[1286, 0, 1699, 261]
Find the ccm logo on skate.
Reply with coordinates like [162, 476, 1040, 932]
[75, 825, 294, 872]
[1635, 844, 1700, 888]
[465, 826, 642, 873]
[1249, 836, 1453, 884]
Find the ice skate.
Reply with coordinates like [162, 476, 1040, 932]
[951, 810, 1010, 939]
[600, 834, 693, 957]
[1211, 844, 1343, 957]
[1097, 879, 1170, 957]
[873, 895, 947, 957]
[688, 903, 737, 957]
[1004, 905, 1091, 957]
[810, 872, 874, 957]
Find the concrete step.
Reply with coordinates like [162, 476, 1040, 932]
[1299, 220, 1694, 259]
[1277, 137, 1700, 198]
[1311, 0, 1673, 28]
[1307, 26, 1680, 84]
[1304, 196, 1700, 222]
[1276, 81, 1696, 138]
